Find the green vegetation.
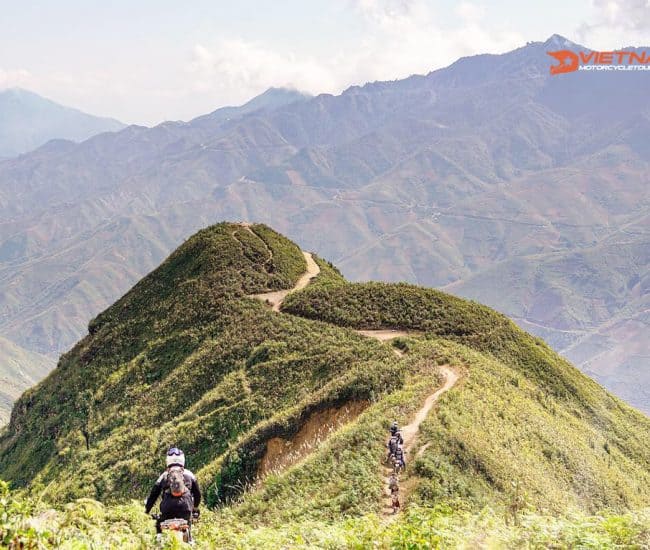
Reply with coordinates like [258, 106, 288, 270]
[0, 223, 400, 507]
[1, 223, 649, 548]
[3, 482, 649, 549]
[282, 281, 641, 407]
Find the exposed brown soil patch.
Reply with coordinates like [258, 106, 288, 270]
[258, 401, 368, 480]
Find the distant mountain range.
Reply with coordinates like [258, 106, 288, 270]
[0, 337, 50, 424]
[0, 88, 125, 158]
[0, 35, 647, 419]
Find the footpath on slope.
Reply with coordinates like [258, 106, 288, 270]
[357, 330, 459, 516]
[384, 365, 458, 516]
[246, 235, 460, 515]
[251, 250, 320, 311]
[355, 329, 421, 357]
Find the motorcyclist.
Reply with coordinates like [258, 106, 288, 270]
[387, 434, 399, 461]
[394, 444, 406, 470]
[145, 447, 201, 534]
[388, 471, 400, 513]
[388, 472, 399, 493]
[390, 422, 404, 445]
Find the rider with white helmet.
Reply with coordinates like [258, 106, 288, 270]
[145, 447, 202, 533]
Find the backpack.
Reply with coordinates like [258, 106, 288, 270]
[389, 436, 398, 454]
[166, 466, 188, 497]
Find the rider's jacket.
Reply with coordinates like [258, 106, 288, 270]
[145, 468, 202, 513]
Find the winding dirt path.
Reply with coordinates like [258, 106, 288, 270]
[355, 329, 420, 357]
[357, 329, 459, 516]
[247, 243, 459, 516]
[381, 365, 458, 515]
[251, 251, 320, 312]
[401, 366, 458, 451]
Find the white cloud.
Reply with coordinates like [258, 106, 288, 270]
[577, 0, 650, 48]
[188, 0, 524, 104]
[353, 0, 417, 24]
[3, 1, 527, 124]
[0, 68, 32, 89]
[456, 2, 487, 22]
[187, 40, 338, 104]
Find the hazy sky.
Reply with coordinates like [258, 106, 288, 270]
[1, 0, 648, 125]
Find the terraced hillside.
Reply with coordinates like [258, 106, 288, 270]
[1, 223, 649, 548]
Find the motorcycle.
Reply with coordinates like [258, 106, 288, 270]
[391, 490, 401, 514]
[151, 510, 199, 545]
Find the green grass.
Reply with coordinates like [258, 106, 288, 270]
[1, 222, 650, 548]
[0, 224, 400, 507]
[3, 481, 649, 549]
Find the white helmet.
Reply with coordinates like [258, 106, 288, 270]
[166, 447, 185, 468]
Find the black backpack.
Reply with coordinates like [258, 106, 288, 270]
[166, 466, 188, 497]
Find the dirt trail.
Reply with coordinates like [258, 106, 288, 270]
[356, 329, 413, 341]
[381, 362, 458, 516]
[401, 366, 458, 452]
[356, 330, 421, 357]
[355, 328, 459, 514]
[233, 223, 274, 272]
[251, 251, 320, 311]
[247, 243, 459, 515]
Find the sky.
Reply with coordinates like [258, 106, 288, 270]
[1, 0, 649, 125]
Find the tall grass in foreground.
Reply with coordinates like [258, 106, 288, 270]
[3, 481, 649, 549]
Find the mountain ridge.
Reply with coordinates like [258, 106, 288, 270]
[1, 222, 649, 547]
[0, 87, 126, 158]
[0, 35, 648, 420]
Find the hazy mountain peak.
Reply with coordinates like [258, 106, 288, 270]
[244, 86, 310, 107]
[0, 88, 125, 158]
[190, 86, 311, 126]
[542, 34, 582, 49]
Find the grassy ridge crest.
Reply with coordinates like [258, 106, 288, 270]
[0, 223, 649, 548]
